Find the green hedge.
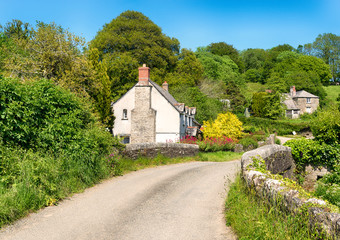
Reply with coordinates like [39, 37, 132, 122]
[0, 78, 123, 227]
[284, 138, 340, 171]
[239, 116, 310, 135]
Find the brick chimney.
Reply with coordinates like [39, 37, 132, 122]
[138, 64, 150, 86]
[290, 86, 296, 97]
[162, 81, 168, 91]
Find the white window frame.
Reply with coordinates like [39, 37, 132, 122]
[306, 107, 311, 113]
[122, 109, 128, 120]
[306, 97, 311, 103]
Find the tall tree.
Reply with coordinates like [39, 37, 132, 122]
[311, 33, 340, 82]
[90, 10, 180, 86]
[207, 42, 244, 72]
[195, 48, 239, 84]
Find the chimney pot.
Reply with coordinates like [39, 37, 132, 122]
[138, 64, 150, 86]
[290, 86, 296, 97]
[162, 81, 169, 91]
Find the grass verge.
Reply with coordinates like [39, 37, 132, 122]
[198, 151, 243, 162]
[225, 174, 326, 240]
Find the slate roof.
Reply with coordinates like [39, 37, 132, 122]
[149, 80, 179, 107]
[293, 90, 319, 98]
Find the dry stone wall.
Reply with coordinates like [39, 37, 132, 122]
[123, 143, 199, 159]
[241, 145, 340, 239]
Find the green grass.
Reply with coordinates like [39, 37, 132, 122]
[225, 175, 329, 240]
[323, 85, 340, 103]
[243, 82, 267, 101]
[198, 151, 243, 162]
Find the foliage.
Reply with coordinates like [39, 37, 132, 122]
[207, 42, 244, 72]
[310, 106, 340, 144]
[225, 175, 322, 240]
[238, 116, 311, 135]
[251, 91, 285, 119]
[90, 10, 179, 87]
[240, 48, 267, 71]
[239, 137, 258, 149]
[315, 165, 340, 208]
[197, 151, 243, 162]
[165, 48, 204, 87]
[170, 86, 223, 123]
[195, 48, 239, 83]
[0, 78, 92, 149]
[2, 21, 84, 81]
[198, 137, 235, 152]
[202, 112, 243, 140]
[307, 33, 340, 82]
[284, 138, 340, 171]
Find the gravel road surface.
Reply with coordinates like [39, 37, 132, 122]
[0, 161, 240, 240]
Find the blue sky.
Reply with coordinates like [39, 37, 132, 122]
[1, 0, 339, 51]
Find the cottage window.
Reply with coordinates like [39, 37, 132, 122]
[293, 110, 299, 114]
[123, 136, 130, 144]
[306, 97, 311, 103]
[122, 109, 128, 120]
[306, 107, 311, 113]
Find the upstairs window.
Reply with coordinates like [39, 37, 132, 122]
[122, 109, 128, 120]
[307, 97, 311, 103]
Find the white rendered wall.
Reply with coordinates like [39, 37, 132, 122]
[156, 133, 179, 143]
[112, 87, 135, 136]
[151, 88, 180, 142]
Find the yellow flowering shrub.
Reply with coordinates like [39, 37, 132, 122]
[202, 112, 243, 140]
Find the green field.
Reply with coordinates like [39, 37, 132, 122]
[324, 85, 340, 103]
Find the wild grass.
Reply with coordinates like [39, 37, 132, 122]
[225, 174, 327, 240]
[197, 151, 243, 162]
[323, 85, 340, 103]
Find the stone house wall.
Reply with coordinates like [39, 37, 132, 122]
[294, 97, 319, 114]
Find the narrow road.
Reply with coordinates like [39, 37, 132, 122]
[0, 161, 240, 240]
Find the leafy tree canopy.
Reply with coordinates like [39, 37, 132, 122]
[207, 42, 244, 72]
[195, 48, 239, 84]
[90, 10, 180, 85]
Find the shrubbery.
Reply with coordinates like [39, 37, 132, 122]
[315, 165, 340, 208]
[179, 135, 235, 152]
[202, 112, 243, 140]
[311, 106, 340, 144]
[0, 78, 124, 227]
[239, 116, 310, 135]
[284, 138, 340, 171]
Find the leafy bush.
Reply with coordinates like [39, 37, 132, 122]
[311, 106, 340, 144]
[202, 112, 243, 140]
[0, 78, 125, 227]
[284, 138, 340, 171]
[239, 116, 310, 135]
[0, 78, 91, 150]
[239, 137, 258, 149]
[198, 137, 234, 152]
[315, 165, 340, 208]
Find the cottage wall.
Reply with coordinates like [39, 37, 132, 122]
[151, 87, 180, 143]
[112, 88, 135, 137]
[294, 97, 319, 114]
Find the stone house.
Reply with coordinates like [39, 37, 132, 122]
[112, 64, 200, 144]
[283, 86, 319, 118]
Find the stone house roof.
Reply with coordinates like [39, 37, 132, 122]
[293, 90, 318, 98]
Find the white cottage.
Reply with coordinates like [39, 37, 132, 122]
[112, 64, 199, 144]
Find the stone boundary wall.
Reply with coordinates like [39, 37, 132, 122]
[241, 145, 340, 239]
[123, 142, 199, 159]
